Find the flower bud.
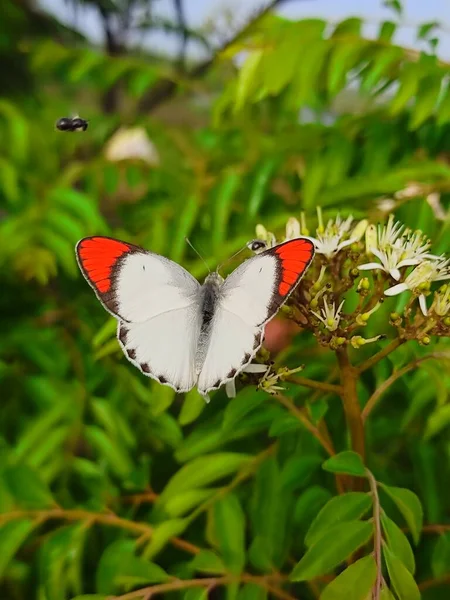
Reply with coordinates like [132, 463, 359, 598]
[357, 278, 370, 293]
[444, 317, 450, 327]
[365, 224, 377, 255]
[420, 335, 431, 346]
[352, 219, 368, 241]
[286, 217, 300, 240]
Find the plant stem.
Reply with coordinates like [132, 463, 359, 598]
[274, 393, 336, 457]
[366, 470, 382, 600]
[113, 573, 294, 600]
[286, 375, 342, 394]
[362, 351, 450, 421]
[336, 348, 365, 466]
[357, 338, 404, 374]
[0, 508, 200, 556]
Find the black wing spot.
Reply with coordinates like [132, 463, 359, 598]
[140, 363, 150, 373]
[227, 368, 237, 379]
[212, 379, 221, 389]
[119, 326, 128, 344]
[127, 348, 137, 360]
[158, 375, 167, 384]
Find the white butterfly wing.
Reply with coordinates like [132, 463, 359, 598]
[197, 239, 315, 394]
[76, 237, 202, 392]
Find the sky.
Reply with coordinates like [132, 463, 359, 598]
[38, 0, 450, 59]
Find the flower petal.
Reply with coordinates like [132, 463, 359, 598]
[389, 268, 401, 281]
[225, 380, 236, 399]
[243, 363, 269, 374]
[358, 262, 384, 271]
[384, 283, 409, 296]
[418, 294, 428, 316]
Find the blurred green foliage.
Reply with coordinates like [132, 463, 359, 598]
[1, 1, 450, 599]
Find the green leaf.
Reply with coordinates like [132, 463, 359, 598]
[191, 550, 226, 574]
[84, 425, 133, 479]
[305, 492, 372, 547]
[179, 389, 207, 426]
[410, 74, 443, 129]
[322, 451, 366, 477]
[184, 589, 208, 600]
[71, 596, 108, 600]
[294, 486, 333, 529]
[223, 388, 267, 432]
[4, 465, 54, 508]
[380, 587, 396, 600]
[431, 533, 450, 578]
[380, 484, 423, 545]
[237, 583, 267, 600]
[0, 520, 34, 578]
[13, 404, 67, 463]
[143, 518, 189, 559]
[165, 489, 215, 518]
[280, 455, 323, 492]
[383, 546, 420, 600]
[169, 194, 201, 263]
[160, 453, 251, 503]
[424, 404, 450, 440]
[378, 21, 397, 42]
[234, 50, 263, 112]
[212, 170, 241, 252]
[96, 540, 170, 593]
[320, 555, 377, 600]
[247, 158, 277, 218]
[418, 22, 439, 40]
[381, 513, 415, 574]
[389, 62, 422, 115]
[290, 521, 373, 581]
[212, 493, 246, 574]
[263, 29, 303, 95]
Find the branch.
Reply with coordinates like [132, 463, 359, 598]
[138, 0, 288, 112]
[112, 573, 294, 600]
[357, 338, 404, 374]
[173, 0, 188, 70]
[418, 574, 450, 592]
[286, 375, 342, 395]
[0, 508, 200, 556]
[362, 352, 450, 422]
[274, 392, 336, 457]
[336, 348, 365, 466]
[366, 470, 382, 600]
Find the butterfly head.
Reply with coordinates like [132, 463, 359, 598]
[204, 271, 224, 287]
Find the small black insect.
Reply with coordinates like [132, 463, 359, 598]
[247, 239, 268, 253]
[56, 116, 88, 132]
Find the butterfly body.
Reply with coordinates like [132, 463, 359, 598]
[76, 236, 314, 396]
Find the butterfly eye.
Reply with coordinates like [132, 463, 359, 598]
[247, 239, 267, 253]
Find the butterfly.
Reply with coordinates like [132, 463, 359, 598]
[75, 236, 315, 397]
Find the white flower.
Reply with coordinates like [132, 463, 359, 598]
[385, 257, 450, 315]
[311, 297, 345, 331]
[359, 218, 433, 281]
[377, 214, 404, 250]
[310, 214, 360, 259]
[105, 127, 159, 165]
[432, 285, 450, 316]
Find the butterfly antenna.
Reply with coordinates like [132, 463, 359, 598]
[217, 243, 249, 272]
[185, 238, 210, 273]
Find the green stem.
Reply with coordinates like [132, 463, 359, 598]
[336, 348, 365, 489]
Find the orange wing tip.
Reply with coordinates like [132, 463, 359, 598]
[275, 238, 315, 297]
[77, 237, 132, 294]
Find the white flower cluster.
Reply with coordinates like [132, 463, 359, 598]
[254, 210, 450, 317]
